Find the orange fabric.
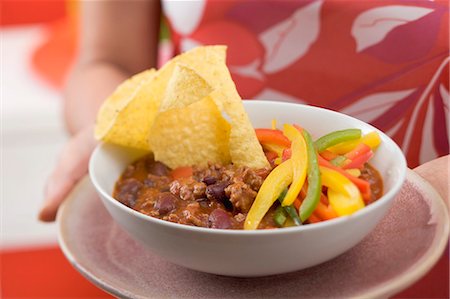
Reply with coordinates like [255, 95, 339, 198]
[1, 246, 112, 298]
[1, 0, 66, 26]
[31, 16, 78, 88]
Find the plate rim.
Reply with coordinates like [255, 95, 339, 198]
[57, 169, 449, 299]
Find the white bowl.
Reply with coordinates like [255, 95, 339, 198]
[89, 100, 407, 277]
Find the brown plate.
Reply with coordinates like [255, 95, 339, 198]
[57, 169, 449, 299]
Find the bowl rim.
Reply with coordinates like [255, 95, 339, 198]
[89, 100, 407, 235]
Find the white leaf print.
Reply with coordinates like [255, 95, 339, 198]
[260, 0, 323, 74]
[254, 88, 306, 104]
[385, 118, 404, 137]
[229, 59, 264, 81]
[440, 84, 449, 110]
[352, 5, 434, 52]
[440, 84, 450, 135]
[419, 96, 439, 164]
[402, 57, 449, 154]
[180, 38, 202, 53]
[163, 0, 206, 36]
[341, 89, 416, 123]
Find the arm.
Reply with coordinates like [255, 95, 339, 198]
[64, 0, 161, 133]
[39, 0, 161, 221]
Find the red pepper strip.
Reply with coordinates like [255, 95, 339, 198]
[343, 150, 374, 170]
[345, 143, 371, 160]
[320, 150, 339, 161]
[255, 129, 291, 147]
[282, 148, 292, 161]
[264, 151, 278, 166]
[317, 154, 372, 200]
[294, 198, 301, 210]
[170, 166, 193, 179]
[307, 213, 322, 223]
[320, 192, 329, 205]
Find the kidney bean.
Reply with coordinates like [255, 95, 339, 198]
[117, 178, 143, 207]
[205, 181, 228, 200]
[147, 161, 170, 176]
[206, 181, 233, 210]
[209, 209, 232, 229]
[201, 176, 217, 186]
[154, 192, 177, 215]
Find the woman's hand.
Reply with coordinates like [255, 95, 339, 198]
[413, 155, 449, 209]
[38, 126, 97, 221]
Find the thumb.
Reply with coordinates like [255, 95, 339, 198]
[39, 126, 97, 222]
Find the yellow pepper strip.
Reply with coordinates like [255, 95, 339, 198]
[244, 160, 293, 230]
[273, 157, 283, 165]
[282, 124, 307, 206]
[271, 119, 277, 130]
[262, 143, 285, 157]
[346, 168, 361, 177]
[319, 166, 365, 216]
[328, 131, 381, 155]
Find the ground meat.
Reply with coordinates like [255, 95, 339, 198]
[182, 202, 209, 227]
[234, 213, 246, 223]
[194, 164, 224, 182]
[170, 178, 207, 201]
[114, 155, 285, 229]
[167, 213, 180, 223]
[225, 181, 258, 213]
[233, 167, 265, 191]
[144, 174, 171, 190]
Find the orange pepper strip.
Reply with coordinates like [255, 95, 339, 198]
[345, 143, 371, 160]
[342, 151, 374, 170]
[255, 129, 291, 147]
[170, 166, 193, 179]
[314, 195, 338, 220]
[320, 150, 339, 161]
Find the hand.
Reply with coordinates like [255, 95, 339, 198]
[39, 125, 97, 222]
[413, 155, 449, 210]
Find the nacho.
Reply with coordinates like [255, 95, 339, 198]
[94, 69, 158, 150]
[95, 45, 268, 169]
[149, 94, 231, 169]
[155, 46, 269, 169]
[149, 64, 230, 168]
[159, 64, 213, 112]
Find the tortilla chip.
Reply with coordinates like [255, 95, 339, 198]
[94, 69, 158, 150]
[149, 94, 231, 169]
[155, 46, 269, 169]
[95, 46, 268, 169]
[159, 64, 213, 112]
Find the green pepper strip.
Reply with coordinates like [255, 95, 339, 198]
[277, 189, 302, 226]
[273, 206, 287, 227]
[314, 129, 361, 153]
[330, 155, 347, 167]
[299, 130, 322, 222]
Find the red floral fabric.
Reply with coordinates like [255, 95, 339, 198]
[163, 0, 449, 168]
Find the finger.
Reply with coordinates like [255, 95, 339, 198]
[413, 155, 449, 209]
[38, 127, 97, 222]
